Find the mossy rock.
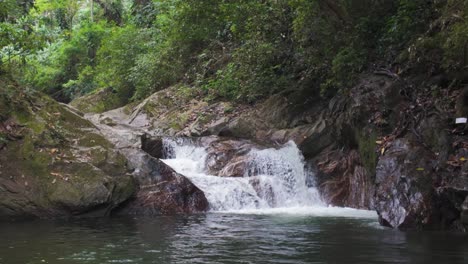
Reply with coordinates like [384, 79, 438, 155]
[70, 87, 125, 114]
[0, 79, 135, 219]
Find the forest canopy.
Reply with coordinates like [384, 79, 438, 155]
[1, 0, 467, 107]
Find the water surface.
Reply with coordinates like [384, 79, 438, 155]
[1, 213, 467, 264]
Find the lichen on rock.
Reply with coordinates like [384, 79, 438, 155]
[0, 79, 135, 219]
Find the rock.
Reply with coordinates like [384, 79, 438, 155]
[141, 134, 164, 159]
[375, 136, 468, 230]
[375, 139, 436, 229]
[70, 87, 123, 114]
[249, 178, 276, 207]
[84, 107, 209, 215]
[462, 197, 468, 226]
[115, 157, 208, 215]
[288, 122, 334, 158]
[316, 150, 374, 209]
[204, 117, 230, 136]
[455, 87, 468, 117]
[0, 84, 135, 219]
[202, 137, 259, 177]
[219, 116, 259, 139]
[219, 156, 249, 177]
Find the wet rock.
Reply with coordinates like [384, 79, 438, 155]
[316, 150, 374, 209]
[462, 197, 468, 226]
[375, 139, 436, 229]
[141, 134, 164, 159]
[249, 178, 276, 207]
[85, 111, 208, 215]
[116, 157, 208, 215]
[219, 156, 249, 177]
[203, 138, 254, 177]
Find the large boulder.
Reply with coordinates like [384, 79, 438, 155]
[375, 139, 436, 228]
[115, 155, 208, 215]
[374, 138, 468, 230]
[0, 81, 135, 219]
[84, 110, 209, 215]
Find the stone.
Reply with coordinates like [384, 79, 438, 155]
[462, 197, 468, 225]
[115, 157, 208, 215]
[84, 107, 209, 215]
[0, 85, 135, 219]
[141, 134, 164, 159]
[203, 138, 254, 176]
[375, 139, 435, 229]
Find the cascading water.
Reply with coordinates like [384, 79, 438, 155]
[161, 137, 376, 218]
[161, 138, 324, 211]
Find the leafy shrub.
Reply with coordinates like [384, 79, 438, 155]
[96, 25, 152, 103]
[26, 20, 108, 102]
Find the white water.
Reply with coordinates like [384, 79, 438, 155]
[162, 138, 377, 218]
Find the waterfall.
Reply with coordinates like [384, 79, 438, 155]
[161, 138, 324, 212]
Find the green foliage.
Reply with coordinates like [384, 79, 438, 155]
[381, 0, 435, 49]
[63, 65, 97, 98]
[3, 0, 465, 111]
[95, 25, 151, 103]
[321, 46, 366, 97]
[0, 0, 34, 22]
[440, 1, 468, 70]
[26, 20, 108, 101]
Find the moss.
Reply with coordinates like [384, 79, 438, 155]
[0, 132, 6, 145]
[356, 129, 378, 177]
[70, 87, 125, 114]
[175, 85, 197, 101]
[78, 132, 112, 148]
[223, 103, 234, 114]
[111, 175, 136, 205]
[19, 135, 51, 175]
[12, 109, 32, 124]
[196, 112, 215, 126]
[0, 78, 135, 217]
[168, 112, 189, 131]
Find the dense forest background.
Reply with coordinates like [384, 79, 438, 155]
[1, 0, 467, 109]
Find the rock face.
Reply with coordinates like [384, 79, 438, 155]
[316, 150, 375, 209]
[0, 81, 135, 219]
[85, 107, 209, 215]
[202, 137, 258, 177]
[375, 139, 436, 228]
[116, 156, 208, 215]
[462, 197, 468, 226]
[375, 138, 468, 230]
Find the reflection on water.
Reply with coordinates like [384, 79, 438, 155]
[1, 214, 468, 264]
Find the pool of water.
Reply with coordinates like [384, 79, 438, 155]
[1, 213, 467, 264]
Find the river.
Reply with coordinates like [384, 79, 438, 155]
[1, 213, 468, 264]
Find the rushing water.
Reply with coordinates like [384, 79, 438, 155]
[2, 138, 467, 263]
[161, 138, 372, 218]
[161, 138, 326, 211]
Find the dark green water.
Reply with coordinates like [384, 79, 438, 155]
[1, 213, 467, 264]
